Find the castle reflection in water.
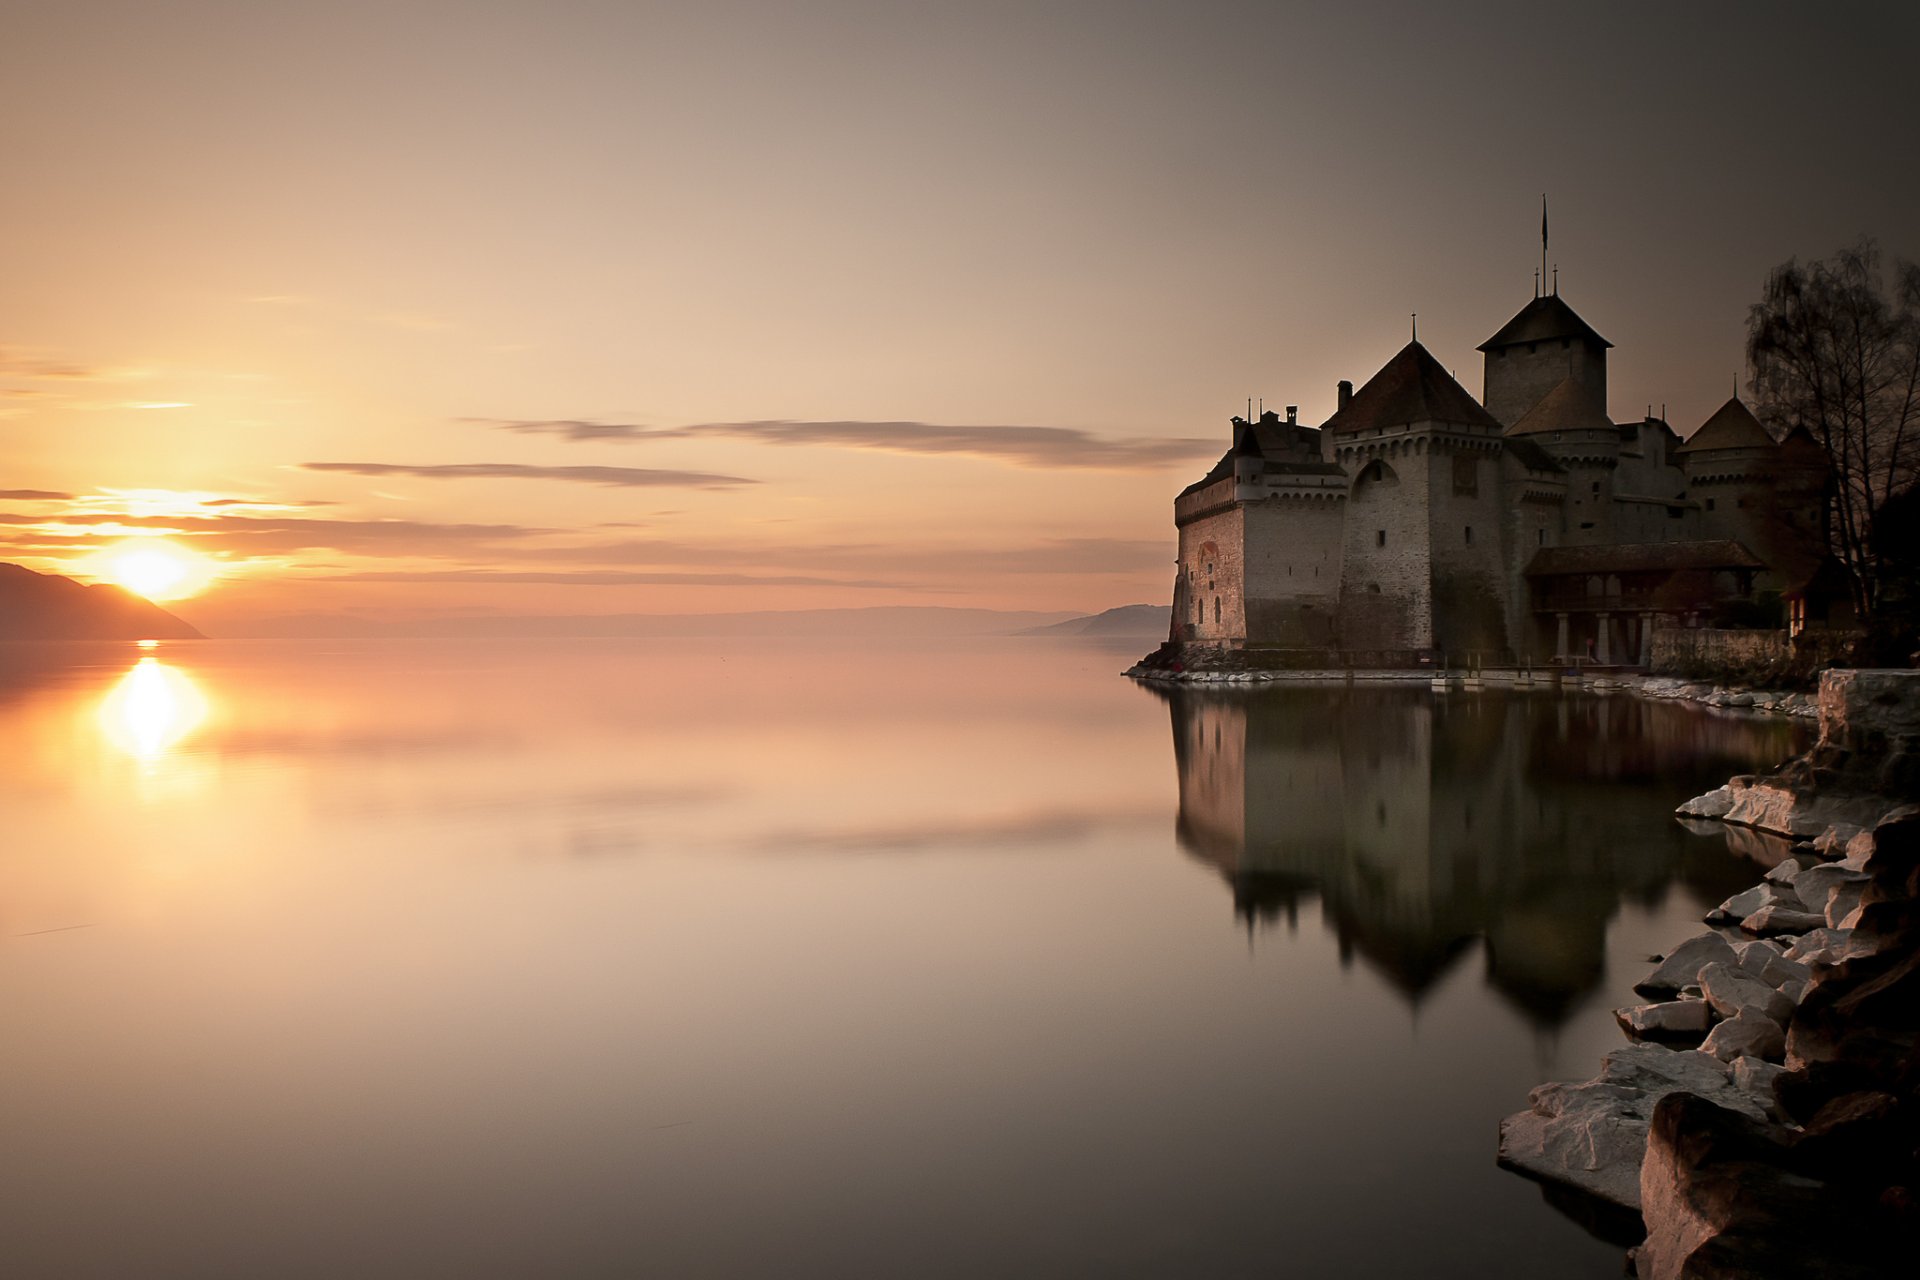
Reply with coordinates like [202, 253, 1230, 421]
[1158, 685, 1809, 1026]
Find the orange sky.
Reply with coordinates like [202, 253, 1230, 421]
[3, 1, 1914, 631]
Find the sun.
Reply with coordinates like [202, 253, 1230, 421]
[97, 540, 217, 601]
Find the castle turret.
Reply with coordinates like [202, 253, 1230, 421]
[1507, 377, 1619, 546]
[1324, 341, 1510, 656]
[1679, 396, 1825, 591]
[1478, 294, 1612, 427]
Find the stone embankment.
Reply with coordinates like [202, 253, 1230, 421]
[1498, 669, 1920, 1278]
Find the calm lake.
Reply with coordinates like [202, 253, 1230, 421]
[0, 638, 1810, 1278]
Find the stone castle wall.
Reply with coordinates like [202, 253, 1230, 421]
[1339, 452, 1433, 650]
[1242, 498, 1343, 645]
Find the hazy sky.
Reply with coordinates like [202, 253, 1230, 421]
[2, 0, 1914, 627]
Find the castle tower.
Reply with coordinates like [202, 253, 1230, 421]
[1506, 377, 1620, 546]
[1324, 341, 1511, 656]
[1478, 294, 1612, 427]
[1173, 408, 1347, 647]
[1678, 396, 1825, 591]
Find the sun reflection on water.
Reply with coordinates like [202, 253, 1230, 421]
[98, 657, 209, 761]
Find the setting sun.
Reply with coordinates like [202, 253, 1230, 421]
[97, 540, 217, 601]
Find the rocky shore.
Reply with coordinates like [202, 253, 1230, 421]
[1498, 669, 1920, 1277]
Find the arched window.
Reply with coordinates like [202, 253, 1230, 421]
[1214, 598, 1222, 624]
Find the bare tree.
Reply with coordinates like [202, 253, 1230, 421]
[1747, 240, 1920, 617]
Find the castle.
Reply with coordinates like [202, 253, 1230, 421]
[1169, 286, 1835, 665]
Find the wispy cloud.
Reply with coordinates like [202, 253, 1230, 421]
[0, 511, 547, 556]
[316, 569, 913, 589]
[0, 489, 74, 501]
[302, 461, 758, 489]
[472, 417, 1215, 471]
[522, 535, 1167, 576]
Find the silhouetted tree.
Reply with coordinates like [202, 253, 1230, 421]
[1747, 240, 1920, 617]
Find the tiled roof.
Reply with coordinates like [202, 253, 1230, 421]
[1502, 436, 1565, 473]
[1523, 539, 1766, 576]
[1677, 397, 1777, 453]
[1477, 294, 1613, 352]
[1323, 341, 1503, 436]
[1508, 376, 1613, 437]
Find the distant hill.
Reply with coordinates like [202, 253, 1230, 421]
[0, 563, 204, 640]
[1020, 604, 1171, 637]
[212, 605, 1082, 639]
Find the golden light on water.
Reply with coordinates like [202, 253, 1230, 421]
[98, 658, 209, 760]
[91, 539, 218, 601]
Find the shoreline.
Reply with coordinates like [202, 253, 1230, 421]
[1496, 668, 1920, 1278]
[1125, 658, 1823, 719]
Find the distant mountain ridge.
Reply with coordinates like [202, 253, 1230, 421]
[0, 563, 204, 640]
[1020, 604, 1171, 637]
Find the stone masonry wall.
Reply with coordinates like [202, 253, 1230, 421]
[1651, 627, 1791, 676]
[1339, 449, 1432, 650]
[1177, 504, 1245, 643]
[1482, 338, 1607, 427]
[1242, 498, 1343, 645]
[1427, 445, 1512, 656]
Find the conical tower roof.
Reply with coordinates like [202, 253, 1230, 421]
[1324, 341, 1503, 436]
[1678, 397, 1776, 453]
[1477, 294, 1612, 352]
[1508, 376, 1613, 436]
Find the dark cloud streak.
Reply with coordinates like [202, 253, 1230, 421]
[473, 417, 1215, 470]
[302, 461, 758, 489]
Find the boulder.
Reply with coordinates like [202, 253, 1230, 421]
[1707, 885, 1770, 924]
[1498, 1044, 1765, 1211]
[1811, 824, 1862, 857]
[1701, 1009, 1788, 1062]
[1732, 938, 1783, 979]
[1757, 951, 1812, 990]
[1792, 863, 1868, 910]
[1636, 932, 1739, 999]
[1728, 1055, 1784, 1102]
[1699, 962, 1794, 1025]
[1677, 786, 1734, 819]
[1784, 928, 1872, 967]
[1635, 1093, 1889, 1280]
[1616, 999, 1714, 1043]
[1824, 881, 1866, 929]
[1740, 905, 1828, 936]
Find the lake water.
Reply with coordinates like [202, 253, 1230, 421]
[0, 638, 1811, 1278]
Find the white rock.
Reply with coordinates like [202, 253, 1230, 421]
[1812, 825, 1853, 856]
[1740, 905, 1827, 936]
[1825, 881, 1867, 930]
[1783, 927, 1871, 967]
[1730, 1055, 1784, 1097]
[1792, 863, 1867, 906]
[1496, 1044, 1760, 1210]
[1708, 885, 1770, 924]
[1615, 1000, 1714, 1040]
[1757, 952, 1812, 990]
[1676, 786, 1734, 819]
[1762, 860, 1801, 886]
[1701, 1009, 1787, 1062]
[1636, 932, 1739, 998]
[1734, 940, 1781, 980]
[1698, 961, 1794, 1025]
